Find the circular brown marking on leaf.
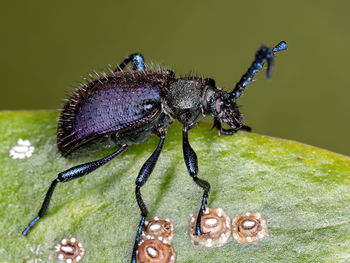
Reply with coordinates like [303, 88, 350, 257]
[232, 212, 268, 243]
[137, 239, 176, 263]
[56, 238, 85, 262]
[142, 217, 174, 242]
[189, 208, 231, 247]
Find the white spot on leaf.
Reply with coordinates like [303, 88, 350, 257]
[9, 139, 34, 159]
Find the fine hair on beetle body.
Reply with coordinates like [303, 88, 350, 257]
[22, 42, 288, 262]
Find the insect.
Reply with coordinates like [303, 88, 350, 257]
[22, 41, 287, 262]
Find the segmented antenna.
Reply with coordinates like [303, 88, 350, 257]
[232, 41, 288, 99]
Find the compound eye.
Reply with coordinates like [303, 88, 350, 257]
[215, 97, 223, 117]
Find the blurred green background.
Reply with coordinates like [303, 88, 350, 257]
[1, 1, 349, 156]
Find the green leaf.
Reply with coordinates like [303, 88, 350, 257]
[0, 111, 349, 262]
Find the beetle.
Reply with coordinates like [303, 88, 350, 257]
[22, 41, 287, 262]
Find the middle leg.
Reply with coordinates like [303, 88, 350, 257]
[131, 131, 165, 263]
[183, 127, 210, 236]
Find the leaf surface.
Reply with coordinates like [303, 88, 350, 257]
[0, 111, 349, 262]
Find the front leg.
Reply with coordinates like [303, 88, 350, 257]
[213, 118, 251, 136]
[183, 127, 210, 236]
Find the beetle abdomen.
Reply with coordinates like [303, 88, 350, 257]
[58, 71, 173, 155]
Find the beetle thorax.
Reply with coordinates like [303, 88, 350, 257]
[163, 79, 206, 127]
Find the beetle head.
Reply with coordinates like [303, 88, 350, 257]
[203, 78, 244, 129]
[213, 92, 244, 129]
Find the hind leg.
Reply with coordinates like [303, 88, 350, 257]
[22, 145, 128, 236]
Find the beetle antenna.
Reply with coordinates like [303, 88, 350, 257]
[232, 41, 288, 99]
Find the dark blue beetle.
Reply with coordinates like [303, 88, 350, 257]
[23, 41, 287, 262]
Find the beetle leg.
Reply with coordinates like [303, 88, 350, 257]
[131, 132, 165, 263]
[213, 118, 251, 136]
[213, 118, 238, 136]
[115, 53, 145, 72]
[183, 127, 210, 236]
[22, 145, 128, 236]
